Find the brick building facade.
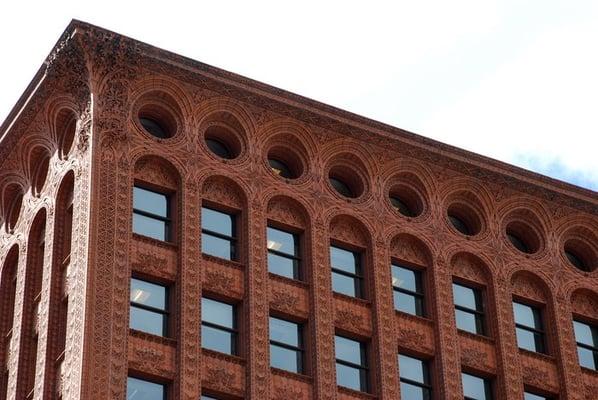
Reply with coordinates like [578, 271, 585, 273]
[0, 20, 597, 400]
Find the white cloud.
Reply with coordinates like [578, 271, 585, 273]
[0, 1, 596, 190]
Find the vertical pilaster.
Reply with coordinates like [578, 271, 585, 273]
[246, 197, 270, 398]
[33, 205, 57, 400]
[63, 151, 93, 400]
[552, 293, 583, 400]
[493, 274, 523, 400]
[81, 145, 130, 399]
[431, 257, 462, 400]
[310, 217, 336, 400]
[176, 178, 201, 400]
[371, 238, 399, 399]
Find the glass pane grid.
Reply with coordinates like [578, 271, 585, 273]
[399, 354, 431, 400]
[129, 279, 168, 337]
[201, 297, 237, 355]
[335, 335, 368, 392]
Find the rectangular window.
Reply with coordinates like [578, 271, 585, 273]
[524, 392, 552, 400]
[201, 297, 237, 355]
[462, 372, 492, 400]
[398, 354, 431, 400]
[573, 320, 598, 370]
[201, 207, 237, 261]
[127, 376, 165, 400]
[513, 301, 546, 353]
[132, 186, 171, 241]
[129, 278, 168, 337]
[330, 246, 363, 298]
[453, 282, 485, 335]
[200, 396, 218, 400]
[267, 226, 301, 280]
[392, 264, 424, 316]
[335, 335, 368, 392]
[270, 316, 304, 373]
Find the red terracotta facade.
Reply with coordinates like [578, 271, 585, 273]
[0, 20, 597, 400]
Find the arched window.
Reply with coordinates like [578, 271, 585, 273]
[18, 210, 46, 398]
[46, 172, 74, 397]
[0, 245, 19, 400]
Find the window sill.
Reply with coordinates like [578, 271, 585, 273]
[333, 292, 371, 307]
[271, 367, 312, 383]
[337, 385, 376, 399]
[581, 366, 598, 376]
[201, 348, 246, 365]
[518, 348, 555, 362]
[394, 310, 433, 325]
[132, 233, 178, 250]
[130, 329, 177, 347]
[202, 253, 244, 270]
[457, 329, 494, 344]
[269, 272, 309, 289]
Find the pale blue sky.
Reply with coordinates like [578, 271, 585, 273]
[1, 1, 596, 191]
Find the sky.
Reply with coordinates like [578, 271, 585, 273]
[1, 1, 597, 191]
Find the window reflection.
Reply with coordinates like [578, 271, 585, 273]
[201, 207, 236, 260]
[267, 227, 301, 280]
[335, 335, 368, 392]
[201, 297, 237, 355]
[392, 264, 424, 316]
[129, 278, 168, 336]
[132, 186, 171, 241]
[330, 246, 363, 298]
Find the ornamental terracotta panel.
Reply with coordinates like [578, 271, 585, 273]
[0, 20, 596, 400]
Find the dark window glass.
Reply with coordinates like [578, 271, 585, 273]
[335, 335, 368, 392]
[270, 317, 303, 373]
[565, 251, 585, 270]
[133, 186, 171, 241]
[130, 278, 168, 336]
[524, 392, 551, 400]
[206, 138, 232, 159]
[513, 301, 545, 353]
[330, 246, 363, 298]
[201, 297, 236, 355]
[390, 196, 414, 217]
[201, 207, 236, 260]
[392, 264, 424, 316]
[462, 372, 492, 400]
[269, 159, 293, 179]
[398, 354, 431, 400]
[139, 117, 169, 139]
[267, 227, 301, 280]
[573, 320, 598, 370]
[449, 214, 471, 235]
[201, 396, 218, 400]
[330, 177, 353, 198]
[507, 232, 529, 253]
[453, 283, 485, 335]
[127, 377, 165, 400]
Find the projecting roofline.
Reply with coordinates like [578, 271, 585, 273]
[1, 19, 596, 212]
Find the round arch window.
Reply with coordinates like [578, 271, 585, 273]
[140, 117, 170, 139]
[204, 125, 242, 160]
[449, 214, 472, 235]
[327, 164, 365, 199]
[206, 138, 233, 159]
[563, 239, 595, 272]
[137, 102, 178, 139]
[390, 196, 413, 217]
[329, 177, 354, 198]
[565, 250, 586, 270]
[268, 158, 293, 179]
[506, 230, 530, 253]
